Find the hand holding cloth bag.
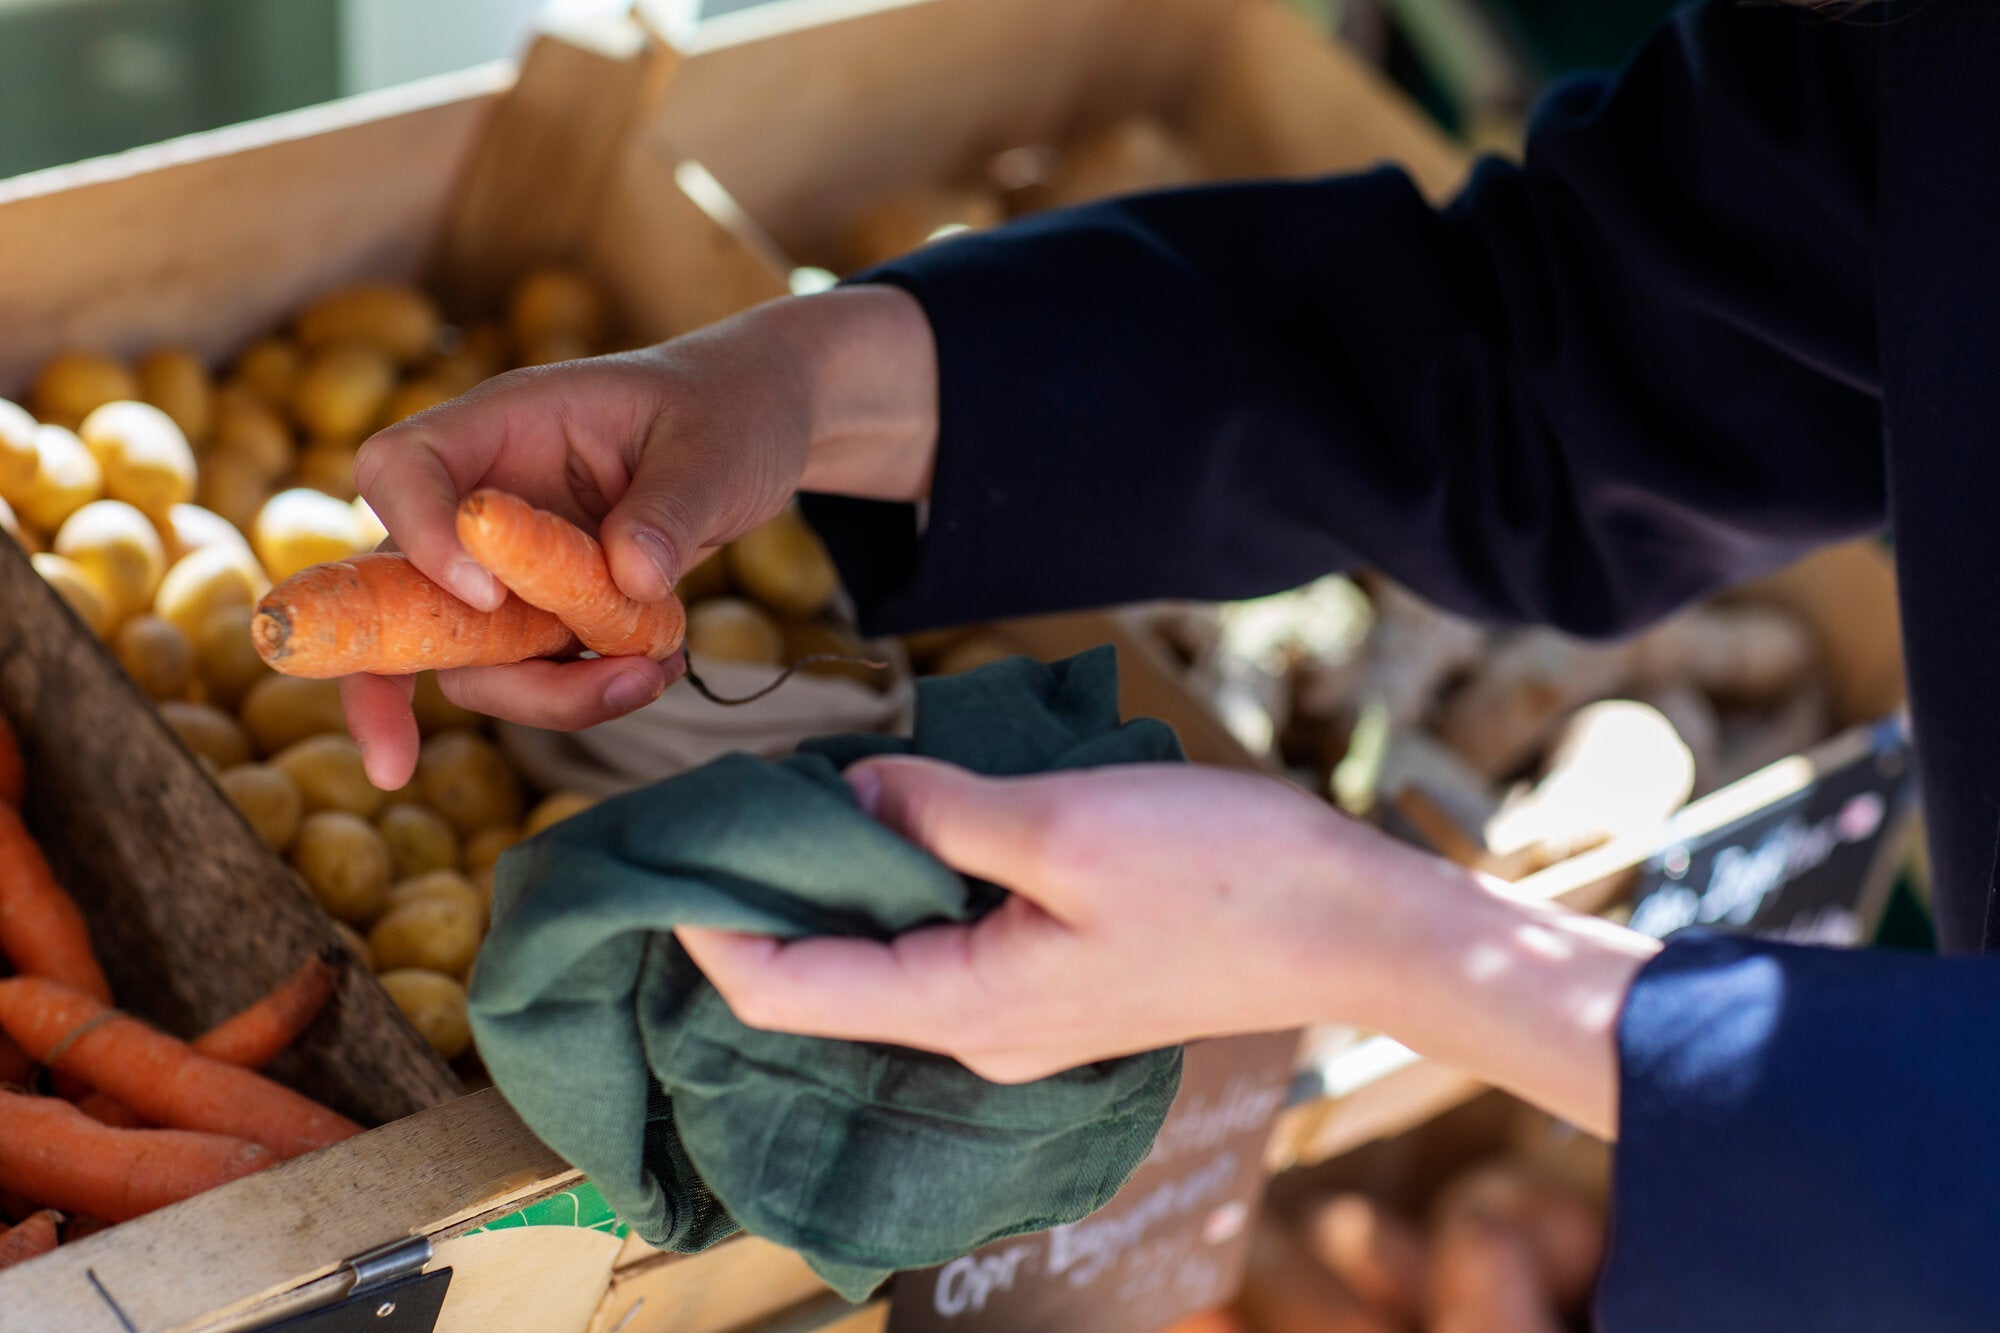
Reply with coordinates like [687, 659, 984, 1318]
[468, 648, 1185, 1299]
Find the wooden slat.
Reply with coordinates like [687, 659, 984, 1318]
[0, 1089, 571, 1333]
[0, 532, 459, 1128]
[0, 63, 508, 393]
[433, 15, 674, 317]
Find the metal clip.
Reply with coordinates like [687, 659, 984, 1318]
[344, 1236, 434, 1298]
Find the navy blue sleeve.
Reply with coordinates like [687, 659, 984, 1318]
[802, 0, 1883, 636]
[1605, 932, 2000, 1331]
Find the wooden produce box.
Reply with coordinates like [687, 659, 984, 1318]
[0, 4, 1483, 1330]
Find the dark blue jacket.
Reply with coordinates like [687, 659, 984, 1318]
[802, 1, 2000, 1326]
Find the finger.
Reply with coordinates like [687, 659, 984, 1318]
[340, 673, 420, 790]
[353, 423, 503, 611]
[597, 424, 742, 604]
[435, 654, 678, 731]
[676, 911, 1028, 1051]
[844, 757, 1074, 910]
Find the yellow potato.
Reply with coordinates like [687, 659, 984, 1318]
[8, 512, 45, 556]
[783, 619, 892, 690]
[841, 186, 1004, 269]
[330, 919, 374, 971]
[20, 425, 103, 532]
[290, 811, 391, 924]
[30, 352, 137, 429]
[378, 804, 461, 880]
[137, 347, 215, 444]
[252, 487, 367, 581]
[78, 401, 197, 518]
[351, 497, 389, 549]
[163, 502, 252, 562]
[462, 823, 521, 874]
[725, 509, 839, 615]
[232, 338, 302, 411]
[685, 597, 785, 665]
[113, 614, 195, 700]
[429, 323, 507, 392]
[212, 384, 295, 481]
[514, 333, 591, 368]
[0, 495, 17, 540]
[931, 634, 1014, 676]
[272, 733, 384, 818]
[241, 675, 349, 755]
[217, 762, 302, 850]
[0, 398, 38, 502]
[196, 604, 271, 709]
[508, 268, 610, 349]
[675, 550, 729, 602]
[293, 345, 396, 440]
[417, 730, 523, 834]
[387, 868, 486, 930]
[30, 552, 112, 636]
[369, 896, 482, 977]
[294, 440, 359, 501]
[297, 283, 441, 365]
[159, 700, 252, 769]
[377, 969, 471, 1059]
[194, 453, 275, 533]
[155, 542, 267, 640]
[54, 499, 167, 622]
[471, 864, 496, 913]
[521, 791, 598, 839]
[381, 377, 456, 426]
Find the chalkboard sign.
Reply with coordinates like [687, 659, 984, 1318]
[887, 1029, 1299, 1333]
[1626, 718, 1915, 946]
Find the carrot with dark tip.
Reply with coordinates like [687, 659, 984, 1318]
[455, 489, 686, 660]
[0, 713, 22, 807]
[0, 1091, 275, 1222]
[0, 1208, 60, 1270]
[0, 806, 110, 1004]
[251, 552, 576, 678]
[0, 978, 360, 1159]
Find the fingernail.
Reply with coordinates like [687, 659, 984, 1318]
[846, 764, 884, 817]
[604, 668, 664, 713]
[448, 560, 501, 610]
[629, 526, 681, 597]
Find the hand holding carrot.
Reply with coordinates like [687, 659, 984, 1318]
[343, 285, 940, 789]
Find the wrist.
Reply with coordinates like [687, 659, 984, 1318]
[763, 285, 939, 502]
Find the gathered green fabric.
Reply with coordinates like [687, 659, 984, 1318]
[468, 648, 1187, 1300]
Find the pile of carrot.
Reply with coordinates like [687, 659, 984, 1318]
[252, 488, 686, 678]
[0, 710, 354, 1270]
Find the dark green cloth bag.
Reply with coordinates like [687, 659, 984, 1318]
[468, 647, 1187, 1300]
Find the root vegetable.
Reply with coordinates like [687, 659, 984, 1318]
[159, 701, 252, 770]
[253, 552, 576, 678]
[197, 605, 273, 708]
[78, 401, 197, 518]
[724, 509, 839, 616]
[295, 440, 360, 501]
[136, 347, 215, 444]
[113, 614, 195, 700]
[330, 921, 373, 972]
[297, 283, 441, 365]
[293, 345, 395, 440]
[455, 489, 686, 660]
[411, 672, 477, 733]
[522, 792, 596, 839]
[369, 897, 481, 976]
[194, 948, 340, 1069]
[164, 503, 253, 562]
[932, 635, 1013, 676]
[416, 731, 523, 835]
[463, 824, 520, 873]
[218, 763, 303, 851]
[155, 542, 268, 641]
[685, 598, 784, 665]
[239, 675, 349, 755]
[211, 384, 295, 481]
[30, 353, 136, 430]
[0, 1092, 275, 1222]
[232, 339, 302, 411]
[54, 499, 167, 621]
[289, 812, 391, 924]
[508, 269, 610, 349]
[30, 553, 112, 637]
[0, 806, 110, 1002]
[675, 550, 729, 603]
[378, 804, 460, 879]
[252, 488, 370, 583]
[388, 870, 485, 929]
[20, 425, 103, 533]
[194, 453, 274, 532]
[0, 399, 37, 502]
[377, 969, 471, 1060]
[271, 734, 384, 818]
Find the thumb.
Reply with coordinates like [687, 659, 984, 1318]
[846, 757, 1059, 903]
[597, 429, 746, 603]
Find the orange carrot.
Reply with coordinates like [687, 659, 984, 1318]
[74, 950, 343, 1129]
[252, 551, 576, 678]
[0, 713, 21, 808]
[0, 807, 110, 1004]
[0, 1208, 60, 1270]
[0, 1091, 275, 1223]
[456, 489, 686, 660]
[192, 947, 341, 1069]
[0, 978, 360, 1159]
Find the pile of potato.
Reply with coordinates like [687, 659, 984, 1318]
[1144, 570, 1828, 883]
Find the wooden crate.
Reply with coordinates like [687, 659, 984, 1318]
[0, 4, 1488, 1330]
